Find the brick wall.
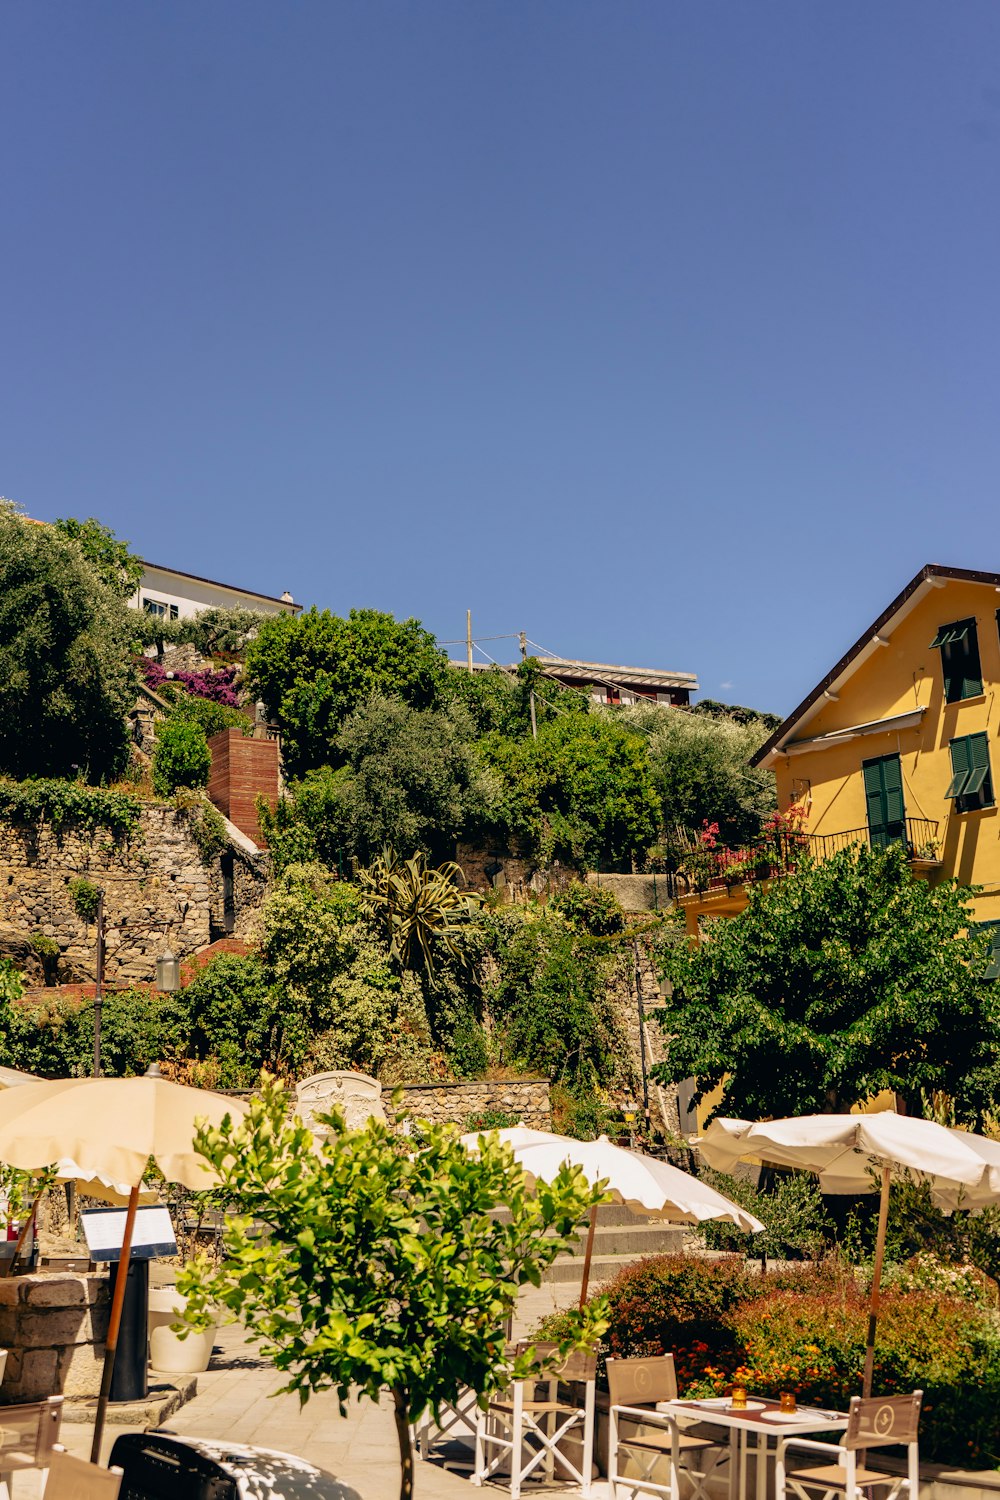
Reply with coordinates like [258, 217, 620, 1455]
[207, 730, 279, 847]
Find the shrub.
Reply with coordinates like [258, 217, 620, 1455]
[29, 932, 60, 985]
[68, 877, 102, 924]
[169, 694, 252, 741]
[463, 1109, 520, 1132]
[550, 881, 626, 936]
[0, 779, 141, 840]
[696, 1169, 834, 1261]
[178, 954, 279, 1087]
[152, 717, 211, 797]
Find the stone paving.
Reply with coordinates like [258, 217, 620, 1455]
[19, 1278, 612, 1500]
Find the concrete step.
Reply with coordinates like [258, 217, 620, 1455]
[544, 1249, 681, 1285]
[564, 1223, 688, 1256]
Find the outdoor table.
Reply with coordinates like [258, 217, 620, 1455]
[657, 1396, 849, 1500]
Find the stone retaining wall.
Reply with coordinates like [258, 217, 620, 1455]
[0, 802, 268, 985]
[0, 1273, 109, 1402]
[392, 1078, 551, 1129]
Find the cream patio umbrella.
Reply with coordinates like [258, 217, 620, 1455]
[695, 1113, 1000, 1396]
[0, 1072, 247, 1460]
[466, 1128, 764, 1306]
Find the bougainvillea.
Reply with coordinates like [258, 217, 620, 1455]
[139, 658, 241, 708]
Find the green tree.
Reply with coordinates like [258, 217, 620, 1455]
[152, 716, 211, 796]
[481, 711, 661, 870]
[0, 504, 137, 781]
[245, 608, 447, 777]
[176, 954, 280, 1086]
[626, 702, 776, 846]
[53, 516, 144, 600]
[481, 905, 627, 1088]
[177, 1078, 607, 1500]
[264, 696, 496, 869]
[654, 844, 999, 1120]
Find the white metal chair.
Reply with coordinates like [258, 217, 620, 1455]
[473, 1341, 597, 1499]
[776, 1391, 922, 1500]
[607, 1354, 733, 1500]
[44, 1451, 123, 1500]
[413, 1384, 481, 1462]
[0, 1396, 64, 1500]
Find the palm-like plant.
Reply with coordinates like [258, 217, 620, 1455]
[358, 848, 480, 981]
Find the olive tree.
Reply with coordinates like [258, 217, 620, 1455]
[178, 1078, 607, 1500]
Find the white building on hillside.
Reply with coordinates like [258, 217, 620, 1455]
[131, 561, 301, 621]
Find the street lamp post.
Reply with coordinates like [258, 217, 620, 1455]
[93, 890, 105, 1078]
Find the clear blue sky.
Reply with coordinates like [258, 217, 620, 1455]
[4, 4, 1000, 716]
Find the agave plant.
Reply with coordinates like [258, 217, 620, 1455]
[358, 848, 480, 982]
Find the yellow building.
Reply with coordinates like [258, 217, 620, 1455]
[678, 564, 1000, 973]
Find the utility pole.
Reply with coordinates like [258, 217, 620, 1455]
[466, 610, 474, 674]
[519, 631, 537, 740]
[93, 890, 105, 1078]
[634, 937, 651, 1136]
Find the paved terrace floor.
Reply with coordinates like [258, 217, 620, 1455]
[20, 1280, 611, 1500]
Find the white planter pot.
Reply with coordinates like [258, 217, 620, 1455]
[148, 1287, 218, 1374]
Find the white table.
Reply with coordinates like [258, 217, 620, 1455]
[658, 1396, 849, 1500]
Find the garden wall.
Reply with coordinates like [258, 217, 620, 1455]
[391, 1078, 552, 1128]
[0, 1272, 110, 1401]
[0, 803, 268, 986]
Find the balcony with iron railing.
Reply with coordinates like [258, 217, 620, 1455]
[670, 816, 941, 908]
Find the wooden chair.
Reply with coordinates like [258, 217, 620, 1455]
[607, 1354, 733, 1500]
[473, 1341, 597, 1499]
[776, 1391, 922, 1500]
[413, 1385, 480, 1462]
[44, 1451, 123, 1500]
[0, 1396, 64, 1500]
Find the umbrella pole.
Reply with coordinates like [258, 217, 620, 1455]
[862, 1166, 891, 1400]
[578, 1204, 598, 1309]
[91, 1182, 140, 1464]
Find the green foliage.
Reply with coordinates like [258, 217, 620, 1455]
[841, 1173, 1000, 1284]
[0, 505, 137, 781]
[550, 1081, 619, 1141]
[178, 606, 267, 657]
[0, 779, 141, 840]
[266, 698, 496, 870]
[175, 955, 280, 1087]
[167, 694, 252, 740]
[0, 957, 23, 1004]
[53, 516, 144, 600]
[448, 1016, 490, 1079]
[463, 1108, 520, 1132]
[625, 702, 776, 847]
[481, 906, 627, 1087]
[358, 848, 481, 983]
[29, 931, 60, 985]
[0, 988, 182, 1078]
[68, 877, 102, 924]
[128, 608, 183, 653]
[695, 1169, 834, 1260]
[691, 699, 782, 732]
[177, 1077, 608, 1500]
[173, 790, 229, 864]
[445, 660, 564, 739]
[550, 881, 626, 936]
[245, 607, 447, 777]
[481, 711, 661, 871]
[655, 844, 999, 1120]
[152, 716, 211, 797]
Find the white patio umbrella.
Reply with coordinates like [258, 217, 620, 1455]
[0, 1073, 246, 1460]
[695, 1113, 1000, 1396]
[466, 1128, 764, 1306]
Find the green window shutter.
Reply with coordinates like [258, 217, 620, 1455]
[863, 759, 886, 831]
[978, 921, 1000, 981]
[966, 733, 992, 799]
[882, 755, 905, 824]
[947, 737, 972, 798]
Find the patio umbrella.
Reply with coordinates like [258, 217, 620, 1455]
[466, 1129, 764, 1306]
[1, 1157, 158, 1278]
[0, 1073, 246, 1460]
[694, 1113, 1000, 1396]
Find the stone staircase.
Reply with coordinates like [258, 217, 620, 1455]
[496, 1203, 689, 1289]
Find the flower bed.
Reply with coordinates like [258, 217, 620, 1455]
[538, 1255, 1000, 1468]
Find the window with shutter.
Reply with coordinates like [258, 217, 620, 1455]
[948, 733, 994, 813]
[976, 921, 1000, 980]
[931, 618, 982, 702]
[862, 754, 906, 849]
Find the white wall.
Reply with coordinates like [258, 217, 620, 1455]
[130, 565, 297, 621]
